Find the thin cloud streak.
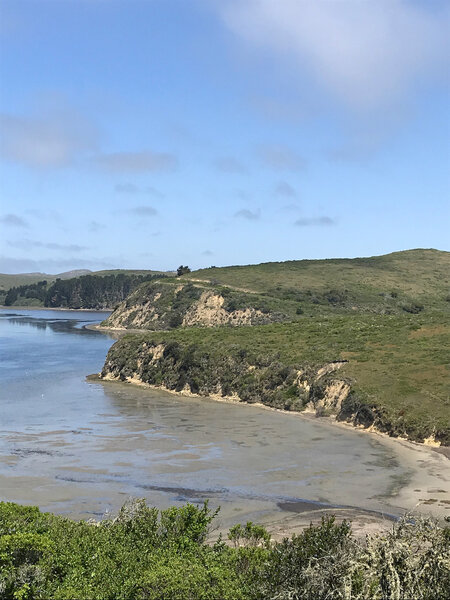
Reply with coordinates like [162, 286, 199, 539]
[115, 182, 139, 194]
[8, 239, 88, 252]
[213, 156, 247, 174]
[258, 145, 307, 172]
[234, 208, 261, 220]
[0, 255, 115, 274]
[129, 206, 158, 217]
[0, 214, 28, 228]
[274, 181, 296, 198]
[97, 151, 177, 173]
[295, 216, 335, 227]
[88, 221, 104, 233]
[0, 110, 99, 168]
[115, 182, 165, 198]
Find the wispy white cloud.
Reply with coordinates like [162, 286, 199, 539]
[258, 144, 306, 171]
[114, 182, 165, 198]
[7, 239, 88, 252]
[249, 95, 316, 122]
[217, 0, 449, 110]
[97, 151, 177, 173]
[235, 189, 251, 201]
[88, 221, 105, 233]
[115, 182, 139, 194]
[279, 203, 300, 212]
[128, 206, 158, 217]
[0, 256, 43, 274]
[295, 216, 335, 227]
[0, 109, 99, 168]
[274, 181, 296, 198]
[0, 214, 28, 228]
[234, 208, 261, 220]
[0, 255, 115, 274]
[213, 156, 247, 174]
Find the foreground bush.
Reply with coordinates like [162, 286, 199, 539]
[0, 501, 448, 599]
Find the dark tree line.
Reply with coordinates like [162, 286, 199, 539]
[4, 273, 165, 309]
[3, 280, 48, 305]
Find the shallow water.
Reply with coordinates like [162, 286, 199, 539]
[0, 309, 413, 524]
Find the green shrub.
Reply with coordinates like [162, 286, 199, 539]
[402, 302, 424, 314]
[348, 516, 450, 600]
[0, 502, 449, 600]
[228, 522, 271, 548]
[262, 515, 352, 598]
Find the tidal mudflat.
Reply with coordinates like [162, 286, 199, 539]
[0, 309, 448, 533]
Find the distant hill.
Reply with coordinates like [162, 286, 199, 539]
[0, 269, 172, 309]
[0, 268, 173, 292]
[102, 249, 450, 331]
[184, 249, 450, 311]
[0, 269, 92, 290]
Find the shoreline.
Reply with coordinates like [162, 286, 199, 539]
[0, 305, 113, 313]
[89, 373, 450, 521]
[85, 323, 144, 335]
[90, 323, 448, 450]
[209, 504, 397, 543]
[88, 367, 448, 452]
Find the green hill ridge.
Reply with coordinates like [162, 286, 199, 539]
[99, 249, 450, 445]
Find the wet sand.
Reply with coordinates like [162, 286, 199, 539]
[94, 375, 450, 522]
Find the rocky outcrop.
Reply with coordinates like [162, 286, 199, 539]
[182, 290, 271, 327]
[99, 336, 449, 446]
[100, 336, 351, 420]
[101, 281, 287, 330]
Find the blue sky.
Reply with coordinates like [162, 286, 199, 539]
[0, 0, 449, 273]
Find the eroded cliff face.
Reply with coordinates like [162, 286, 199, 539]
[100, 336, 352, 422]
[99, 335, 448, 445]
[101, 281, 286, 330]
[182, 291, 270, 327]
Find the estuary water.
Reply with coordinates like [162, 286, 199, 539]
[0, 308, 419, 525]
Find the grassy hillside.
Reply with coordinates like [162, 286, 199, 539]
[102, 310, 450, 444]
[0, 270, 88, 291]
[99, 249, 450, 444]
[186, 249, 450, 311]
[102, 249, 450, 331]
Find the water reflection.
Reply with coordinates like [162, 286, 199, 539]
[0, 311, 112, 336]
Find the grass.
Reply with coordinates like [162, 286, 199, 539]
[113, 310, 449, 443]
[98, 250, 449, 442]
[186, 249, 450, 311]
[0, 274, 56, 291]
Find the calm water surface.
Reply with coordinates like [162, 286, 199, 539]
[0, 309, 411, 524]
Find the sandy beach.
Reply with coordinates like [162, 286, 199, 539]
[92, 373, 450, 526]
